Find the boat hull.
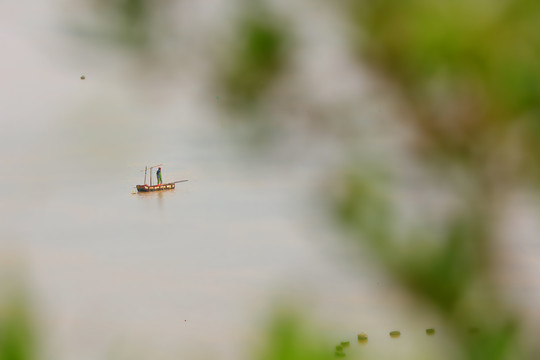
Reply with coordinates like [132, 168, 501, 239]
[136, 183, 175, 192]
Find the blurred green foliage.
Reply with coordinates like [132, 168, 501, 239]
[349, 0, 540, 178]
[331, 166, 523, 358]
[83, 0, 164, 49]
[219, 3, 289, 111]
[0, 293, 35, 360]
[338, 1, 540, 358]
[254, 310, 332, 360]
[116, 0, 150, 45]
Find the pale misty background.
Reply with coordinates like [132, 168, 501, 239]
[2, 1, 540, 360]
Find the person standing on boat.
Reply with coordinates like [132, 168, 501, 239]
[157, 167, 163, 185]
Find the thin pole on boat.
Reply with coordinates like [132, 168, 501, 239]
[144, 166, 147, 185]
[172, 180, 188, 184]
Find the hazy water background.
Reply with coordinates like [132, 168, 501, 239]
[1, 98, 445, 360]
[0, 23, 444, 358]
[3, 1, 540, 359]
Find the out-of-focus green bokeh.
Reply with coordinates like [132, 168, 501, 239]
[348, 0, 540, 178]
[0, 274, 35, 360]
[4, 0, 540, 359]
[254, 309, 332, 360]
[218, 3, 289, 112]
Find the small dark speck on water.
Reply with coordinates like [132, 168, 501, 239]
[80, 75, 85, 80]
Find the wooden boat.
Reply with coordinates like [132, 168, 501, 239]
[136, 164, 188, 192]
[137, 182, 176, 192]
[136, 180, 187, 192]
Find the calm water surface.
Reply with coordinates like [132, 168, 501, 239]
[2, 137, 450, 360]
[2, 2, 540, 358]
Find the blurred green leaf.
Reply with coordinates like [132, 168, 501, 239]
[332, 170, 394, 254]
[401, 215, 486, 312]
[219, 3, 289, 111]
[464, 320, 522, 360]
[0, 294, 35, 360]
[255, 309, 333, 360]
[77, 0, 165, 50]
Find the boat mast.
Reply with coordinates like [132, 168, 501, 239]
[144, 166, 147, 185]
